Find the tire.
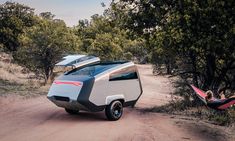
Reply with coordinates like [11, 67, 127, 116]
[105, 100, 123, 121]
[65, 108, 79, 115]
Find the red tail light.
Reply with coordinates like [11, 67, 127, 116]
[54, 81, 82, 86]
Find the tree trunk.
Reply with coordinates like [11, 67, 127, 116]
[44, 67, 53, 85]
[204, 54, 216, 90]
[190, 51, 199, 87]
[165, 59, 171, 74]
[212, 60, 235, 94]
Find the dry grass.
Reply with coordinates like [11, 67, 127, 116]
[0, 52, 41, 86]
[144, 98, 235, 127]
[0, 52, 47, 97]
[143, 73, 235, 126]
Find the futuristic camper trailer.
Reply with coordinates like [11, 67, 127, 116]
[47, 55, 143, 121]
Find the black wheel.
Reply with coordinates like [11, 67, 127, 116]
[65, 108, 79, 115]
[105, 100, 123, 121]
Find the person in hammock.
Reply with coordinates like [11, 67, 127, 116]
[190, 84, 235, 110]
[205, 89, 235, 104]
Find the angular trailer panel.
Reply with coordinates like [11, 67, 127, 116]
[89, 62, 142, 106]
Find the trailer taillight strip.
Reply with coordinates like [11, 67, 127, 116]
[54, 81, 82, 86]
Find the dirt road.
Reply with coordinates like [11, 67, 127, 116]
[0, 65, 232, 141]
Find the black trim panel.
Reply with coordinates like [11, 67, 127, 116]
[123, 100, 136, 107]
[77, 77, 105, 112]
[131, 66, 143, 107]
[53, 96, 70, 102]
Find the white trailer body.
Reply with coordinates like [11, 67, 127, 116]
[47, 56, 143, 120]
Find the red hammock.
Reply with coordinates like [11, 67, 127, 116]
[190, 85, 235, 110]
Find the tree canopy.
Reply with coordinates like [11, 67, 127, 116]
[0, 2, 36, 51]
[110, 0, 235, 94]
[0, 0, 234, 91]
[73, 14, 146, 61]
[14, 13, 80, 83]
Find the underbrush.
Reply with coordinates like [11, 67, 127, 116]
[0, 52, 48, 97]
[0, 79, 49, 97]
[145, 99, 235, 126]
[207, 108, 235, 126]
[147, 74, 235, 126]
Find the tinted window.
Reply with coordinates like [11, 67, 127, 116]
[65, 64, 118, 76]
[109, 66, 138, 81]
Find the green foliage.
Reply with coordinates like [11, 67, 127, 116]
[110, 0, 235, 93]
[14, 15, 80, 84]
[39, 12, 55, 20]
[0, 1, 146, 84]
[110, 1, 235, 126]
[208, 110, 235, 126]
[147, 101, 235, 126]
[90, 33, 122, 60]
[0, 2, 36, 51]
[73, 14, 146, 61]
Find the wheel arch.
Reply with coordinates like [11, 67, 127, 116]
[105, 95, 125, 105]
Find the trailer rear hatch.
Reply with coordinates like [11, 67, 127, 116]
[48, 80, 83, 101]
[55, 55, 100, 68]
[48, 75, 94, 100]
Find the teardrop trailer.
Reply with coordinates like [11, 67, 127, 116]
[47, 55, 143, 121]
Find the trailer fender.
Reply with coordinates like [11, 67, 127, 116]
[105, 95, 125, 105]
